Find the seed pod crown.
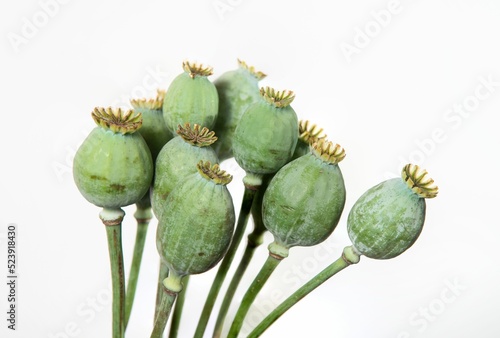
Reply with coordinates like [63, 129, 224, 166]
[311, 139, 346, 164]
[401, 164, 438, 198]
[176, 123, 218, 147]
[196, 161, 232, 185]
[183, 61, 214, 78]
[130, 89, 166, 110]
[260, 87, 295, 108]
[237, 59, 267, 80]
[299, 120, 327, 144]
[91, 107, 142, 134]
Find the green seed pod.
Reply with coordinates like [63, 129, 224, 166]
[213, 59, 266, 161]
[152, 123, 219, 220]
[263, 139, 346, 249]
[291, 120, 327, 161]
[347, 164, 438, 259]
[130, 89, 173, 161]
[163, 61, 218, 133]
[233, 87, 299, 176]
[156, 161, 235, 276]
[73, 107, 153, 208]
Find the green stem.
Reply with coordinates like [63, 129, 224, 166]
[100, 208, 126, 338]
[227, 253, 283, 338]
[168, 275, 190, 338]
[154, 261, 169, 322]
[194, 179, 260, 338]
[151, 272, 183, 338]
[125, 203, 152, 328]
[247, 246, 361, 338]
[212, 198, 267, 338]
[150, 289, 177, 338]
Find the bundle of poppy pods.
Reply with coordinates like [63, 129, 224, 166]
[73, 60, 439, 338]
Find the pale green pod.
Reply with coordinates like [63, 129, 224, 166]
[130, 89, 173, 162]
[213, 59, 266, 161]
[152, 123, 218, 220]
[263, 140, 346, 248]
[233, 87, 299, 175]
[73, 107, 153, 208]
[156, 161, 235, 276]
[347, 164, 438, 259]
[163, 61, 218, 132]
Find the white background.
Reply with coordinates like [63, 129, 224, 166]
[1, 0, 499, 337]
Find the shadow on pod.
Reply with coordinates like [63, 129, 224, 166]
[131, 89, 173, 162]
[291, 120, 328, 161]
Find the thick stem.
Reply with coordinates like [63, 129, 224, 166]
[150, 272, 183, 338]
[194, 182, 259, 338]
[154, 261, 169, 322]
[227, 253, 283, 338]
[125, 203, 152, 328]
[100, 208, 126, 338]
[168, 275, 190, 338]
[247, 246, 361, 337]
[212, 190, 268, 338]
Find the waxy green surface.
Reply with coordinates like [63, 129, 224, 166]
[263, 153, 346, 248]
[163, 72, 218, 132]
[213, 67, 261, 161]
[290, 139, 311, 161]
[347, 178, 426, 259]
[156, 173, 235, 276]
[233, 101, 298, 175]
[73, 127, 153, 208]
[152, 136, 218, 220]
[133, 106, 172, 161]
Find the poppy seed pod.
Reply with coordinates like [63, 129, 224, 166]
[347, 164, 438, 259]
[152, 123, 219, 220]
[213, 59, 266, 161]
[291, 120, 327, 161]
[233, 87, 299, 176]
[130, 89, 173, 161]
[156, 161, 235, 276]
[163, 61, 218, 133]
[263, 139, 346, 249]
[73, 107, 153, 208]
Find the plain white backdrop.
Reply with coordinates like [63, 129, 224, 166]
[1, 0, 499, 337]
